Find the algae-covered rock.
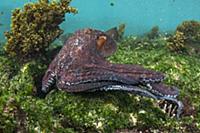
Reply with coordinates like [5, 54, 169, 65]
[4, 0, 77, 62]
[1, 37, 200, 132]
[0, 55, 167, 132]
[0, 56, 33, 132]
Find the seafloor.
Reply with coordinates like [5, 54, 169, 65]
[0, 34, 200, 133]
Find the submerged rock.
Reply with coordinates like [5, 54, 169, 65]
[0, 55, 166, 132]
[1, 36, 200, 132]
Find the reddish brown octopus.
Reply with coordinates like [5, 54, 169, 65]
[42, 28, 183, 118]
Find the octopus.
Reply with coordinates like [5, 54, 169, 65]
[42, 28, 183, 118]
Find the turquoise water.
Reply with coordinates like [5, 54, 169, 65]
[0, 0, 200, 41]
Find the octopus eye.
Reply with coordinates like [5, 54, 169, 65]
[96, 35, 107, 49]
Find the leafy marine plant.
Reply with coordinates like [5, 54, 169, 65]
[167, 31, 187, 53]
[4, 0, 77, 62]
[167, 20, 200, 54]
[176, 20, 200, 42]
[147, 26, 160, 40]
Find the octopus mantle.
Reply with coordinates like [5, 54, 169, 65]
[42, 28, 183, 117]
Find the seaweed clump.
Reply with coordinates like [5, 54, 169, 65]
[4, 0, 77, 62]
[105, 24, 126, 41]
[167, 20, 200, 54]
[147, 26, 160, 40]
[167, 31, 187, 53]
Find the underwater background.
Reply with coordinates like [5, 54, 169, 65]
[1, 0, 200, 132]
[1, 0, 200, 41]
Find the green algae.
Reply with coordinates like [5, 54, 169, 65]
[0, 36, 200, 132]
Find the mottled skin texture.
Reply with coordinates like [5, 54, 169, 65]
[42, 28, 183, 117]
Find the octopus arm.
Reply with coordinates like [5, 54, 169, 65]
[42, 56, 58, 93]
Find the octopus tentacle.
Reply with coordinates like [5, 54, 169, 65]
[42, 71, 56, 93]
[84, 63, 165, 83]
[42, 56, 58, 93]
[100, 85, 158, 99]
